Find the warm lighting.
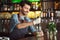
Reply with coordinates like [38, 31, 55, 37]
[12, 12, 19, 14]
[27, 11, 41, 18]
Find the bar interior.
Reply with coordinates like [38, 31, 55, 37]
[0, 0, 60, 40]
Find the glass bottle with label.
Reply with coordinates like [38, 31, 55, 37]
[47, 9, 57, 40]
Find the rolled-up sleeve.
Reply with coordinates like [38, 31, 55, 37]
[26, 17, 36, 33]
[10, 14, 20, 32]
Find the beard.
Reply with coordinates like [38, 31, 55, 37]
[21, 10, 29, 15]
[22, 11, 29, 15]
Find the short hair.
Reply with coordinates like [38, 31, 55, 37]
[20, 1, 31, 7]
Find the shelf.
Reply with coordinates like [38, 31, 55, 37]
[55, 9, 60, 11]
[0, 17, 11, 20]
[0, 10, 20, 12]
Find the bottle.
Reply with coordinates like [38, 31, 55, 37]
[47, 9, 57, 40]
[45, 9, 48, 18]
[36, 24, 44, 40]
[43, 9, 46, 18]
[48, 9, 51, 18]
[47, 9, 51, 18]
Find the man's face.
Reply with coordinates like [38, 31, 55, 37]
[22, 4, 31, 15]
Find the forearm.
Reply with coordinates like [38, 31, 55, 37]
[16, 22, 34, 29]
[16, 17, 41, 29]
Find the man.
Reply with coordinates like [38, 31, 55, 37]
[10, 1, 41, 40]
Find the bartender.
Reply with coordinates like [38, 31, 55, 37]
[10, 1, 41, 40]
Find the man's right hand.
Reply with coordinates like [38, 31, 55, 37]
[33, 17, 41, 25]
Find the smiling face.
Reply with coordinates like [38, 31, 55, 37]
[21, 4, 31, 15]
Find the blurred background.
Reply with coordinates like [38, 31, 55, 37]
[0, 0, 60, 40]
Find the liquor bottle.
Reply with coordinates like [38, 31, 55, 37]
[47, 9, 51, 18]
[47, 9, 57, 40]
[45, 9, 48, 18]
[43, 9, 46, 18]
[36, 24, 44, 40]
